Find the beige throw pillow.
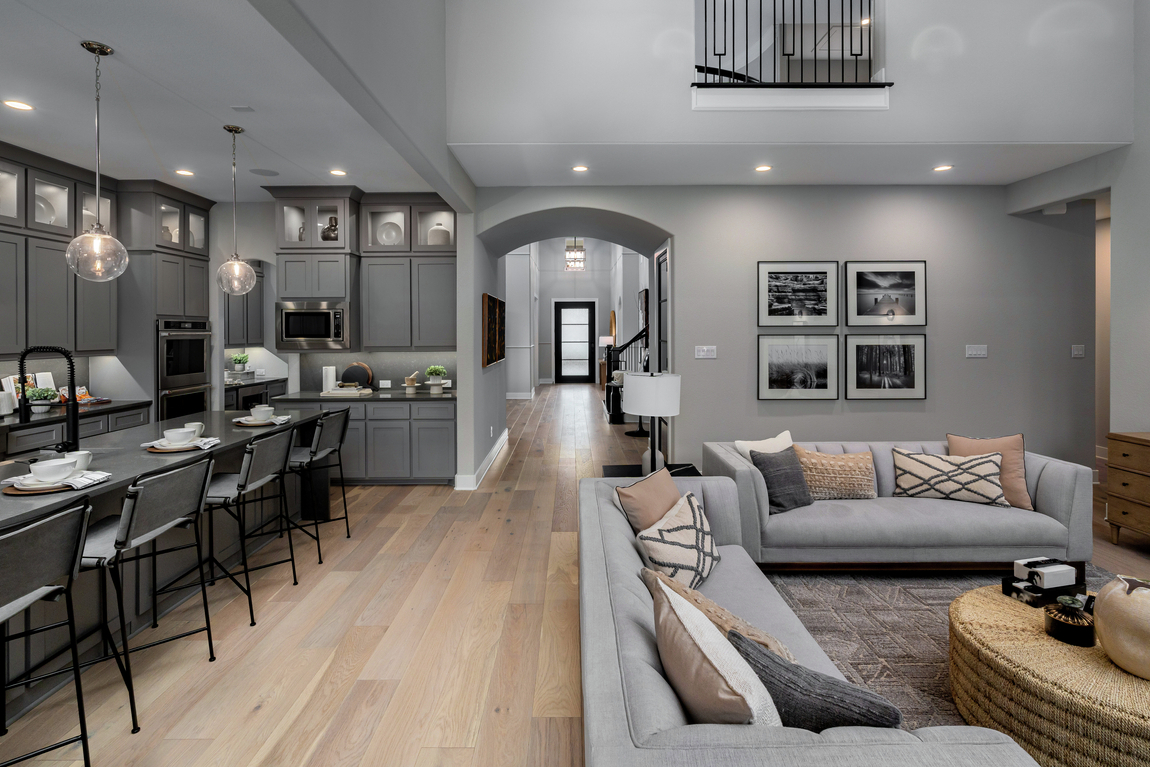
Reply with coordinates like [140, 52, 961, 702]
[735, 430, 793, 463]
[637, 493, 721, 589]
[615, 467, 681, 531]
[792, 445, 877, 500]
[641, 569, 782, 726]
[892, 448, 1009, 507]
[644, 568, 797, 663]
[947, 433, 1032, 510]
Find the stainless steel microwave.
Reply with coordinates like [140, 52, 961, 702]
[275, 301, 351, 350]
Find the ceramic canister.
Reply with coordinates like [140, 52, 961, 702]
[1095, 575, 1150, 679]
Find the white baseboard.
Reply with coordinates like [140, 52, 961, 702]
[507, 388, 535, 400]
[455, 428, 509, 491]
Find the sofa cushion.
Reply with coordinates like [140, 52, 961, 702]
[892, 448, 1009, 507]
[642, 570, 782, 725]
[750, 447, 813, 513]
[729, 630, 904, 732]
[637, 493, 721, 588]
[761, 496, 1069, 551]
[616, 467, 682, 531]
[794, 441, 949, 497]
[794, 445, 878, 500]
[949, 433, 1034, 510]
[735, 430, 793, 462]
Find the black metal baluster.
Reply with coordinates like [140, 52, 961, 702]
[841, 0, 845, 83]
[868, 0, 873, 81]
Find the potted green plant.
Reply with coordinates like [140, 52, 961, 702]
[425, 365, 447, 384]
[230, 352, 249, 372]
[25, 387, 59, 413]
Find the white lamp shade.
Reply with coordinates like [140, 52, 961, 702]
[622, 373, 680, 417]
[599, 335, 616, 348]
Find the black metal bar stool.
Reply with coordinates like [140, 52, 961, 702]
[286, 408, 353, 565]
[203, 428, 296, 627]
[1, 501, 92, 767]
[77, 456, 216, 734]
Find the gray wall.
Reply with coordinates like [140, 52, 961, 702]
[0, 357, 90, 392]
[473, 184, 1096, 469]
[537, 237, 614, 383]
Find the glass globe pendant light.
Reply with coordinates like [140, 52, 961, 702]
[66, 41, 128, 282]
[216, 125, 256, 295]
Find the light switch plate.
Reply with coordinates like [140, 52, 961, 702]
[379, 380, 391, 388]
[444, 379, 452, 388]
[965, 345, 987, 358]
[695, 346, 717, 359]
[1071, 345, 1085, 358]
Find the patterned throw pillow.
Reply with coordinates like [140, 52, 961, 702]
[892, 448, 1009, 507]
[637, 493, 721, 589]
[792, 445, 877, 501]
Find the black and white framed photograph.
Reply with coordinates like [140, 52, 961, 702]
[845, 260, 927, 327]
[846, 334, 926, 400]
[758, 261, 839, 327]
[758, 334, 839, 400]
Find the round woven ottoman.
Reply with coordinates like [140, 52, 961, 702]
[950, 586, 1150, 767]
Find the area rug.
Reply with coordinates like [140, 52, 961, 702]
[766, 564, 1115, 730]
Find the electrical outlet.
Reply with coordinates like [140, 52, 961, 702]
[695, 345, 717, 359]
[443, 379, 452, 388]
[965, 345, 987, 358]
[379, 380, 391, 388]
[1071, 345, 1086, 358]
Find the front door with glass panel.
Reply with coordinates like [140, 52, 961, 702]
[554, 301, 596, 384]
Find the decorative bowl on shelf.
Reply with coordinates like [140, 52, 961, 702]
[377, 221, 403, 246]
[35, 194, 56, 225]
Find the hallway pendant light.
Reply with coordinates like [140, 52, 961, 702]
[565, 237, 586, 271]
[217, 125, 257, 296]
[66, 42, 129, 282]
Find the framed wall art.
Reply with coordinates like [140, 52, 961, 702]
[757, 334, 839, 400]
[845, 334, 926, 400]
[844, 260, 927, 327]
[481, 292, 506, 368]
[758, 261, 839, 327]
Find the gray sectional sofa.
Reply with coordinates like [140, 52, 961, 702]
[701, 441, 1093, 566]
[579, 475, 1040, 767]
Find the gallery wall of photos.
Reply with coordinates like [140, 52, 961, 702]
[757, 260, 927, 401]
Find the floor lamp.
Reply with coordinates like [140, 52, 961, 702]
[622, 373, 680, 474]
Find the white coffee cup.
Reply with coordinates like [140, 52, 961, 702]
[185, 422, 205, 438]
[250, 405, 274, 422]
[164, 428, 196, 445]
[65, 450, 93, 471]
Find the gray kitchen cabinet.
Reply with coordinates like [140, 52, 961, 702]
[275, 197, 350, 250]
[361, 204, 410, 253]
[366, 402, 410, 420]
[156, 253, 184, 315]
[7, 423, 64, 456]
[322, 402, 366, 420]
[78, 415, 108, 439]
[276, 253, 353, 300]
[361, 257, 411, 347]
[412, 402, 456, 420]
[412, 257, 456, 347]
[412, 205, 456, 252]
[224, 389, 237, 409]
[26, 238, 74, 349]
[0, 233, 26, 354]
[277, 254, 311, 297]
[76, 182, 116, 239]
[411, 420, 456, 479]
[341, 420, 367, 480]
[74, 275, 117, 352]
[155, 196, 184, 251]
[314, 254, 346, 297]
[116, 181, 212, 255]
[27, 169, 74, 237]
[185, 206, 208, 256]
[246, 275, 264, 345]
[0, 158, 26, 229]
[110, 407, 149, 431]
[183, 258, 209, 317]
[367, 420, 411, 479]
[225, 290, 246, 346]
[266, 380, 287, 398]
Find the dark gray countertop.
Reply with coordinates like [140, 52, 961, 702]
[0, 399, 153, 431]
[0, 408, 322, 531]
[222, 376, 288, 391]
[273, 390, 457, 402]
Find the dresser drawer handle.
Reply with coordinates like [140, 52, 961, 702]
[1122, 511, 1130, 515]
[1122, 482, 1130, 486]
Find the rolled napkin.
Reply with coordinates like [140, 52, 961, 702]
[2, 470, 111, 490]
[233, 415, 291, 425]
[140, 437, 221, 450]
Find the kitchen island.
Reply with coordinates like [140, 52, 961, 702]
[0, 408, 323, 722]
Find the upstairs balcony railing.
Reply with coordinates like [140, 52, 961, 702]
[695, 0, 891, 88]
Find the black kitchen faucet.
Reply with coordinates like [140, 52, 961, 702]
[17, 345, 80, 453]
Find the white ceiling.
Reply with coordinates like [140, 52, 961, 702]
[0, 0, 430, 203]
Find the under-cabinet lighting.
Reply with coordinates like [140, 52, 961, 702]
[933, 165, 954, 172]
[861, 18, 871, 26]
[755, 165, 772, 172]
[330, 169, 347, 176]
[176, 169, 194, 176]
[572, 166, 588, 172]
[3, 100, 33, 110]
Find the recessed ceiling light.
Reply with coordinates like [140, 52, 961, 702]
[330, 169, 347, 176]
[933, 164, 954, 172]
[572, 165, 588, 172]
[175, 169, 194, 176]
[755, 165, 772, 172]
[3, 100, 32, 111]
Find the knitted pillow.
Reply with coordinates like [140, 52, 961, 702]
[792, 445, 877, 500]
[750, 447, 813, 513]
[636, 493, 720, 589]
[892, 448, 1009, 507]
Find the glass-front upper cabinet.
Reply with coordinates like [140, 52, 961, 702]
[275, 197, 349, 250]
[312, 198, 347, 250]
[413, 205, 456, 252]
[277, 200, 309, 249]
[0, 159, 25, 228]
[361, 204, 410, 252]
[28, 169, 74, 237]
[185, 205, 208, 256]
[156, 196, 184, 250]
[76, 183, 116, 238]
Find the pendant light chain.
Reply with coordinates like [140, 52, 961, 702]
[232, 129, 238, 257]
[93, 50, 101, 226]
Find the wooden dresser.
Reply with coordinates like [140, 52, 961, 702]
[1105, 432, 1150, 544]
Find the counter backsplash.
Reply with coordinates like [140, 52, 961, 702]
[299, 352, 457, 391]
[0, 357, 90, 393]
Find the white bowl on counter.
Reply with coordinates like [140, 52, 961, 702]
[30, 457, 78, 483]
[163, 428, 196, 446]
[250, 406, 274, 422]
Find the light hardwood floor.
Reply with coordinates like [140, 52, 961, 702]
[0, 383, 645, 767]
[5, 387, 1149, 767]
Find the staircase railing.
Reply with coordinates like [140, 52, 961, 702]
[606, 326, 649, 383]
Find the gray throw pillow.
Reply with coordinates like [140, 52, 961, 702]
[728, 630, 903, 732]
[750, 447, 813, 513]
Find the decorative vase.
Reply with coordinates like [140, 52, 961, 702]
[161, 225, 173, 242]
[298, 223, 306, 242]
[31, 400, 53, 414]
[1095, 575, 1150, 679]
[320, 216, 339, 241]
[427, 222, 451, 246]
